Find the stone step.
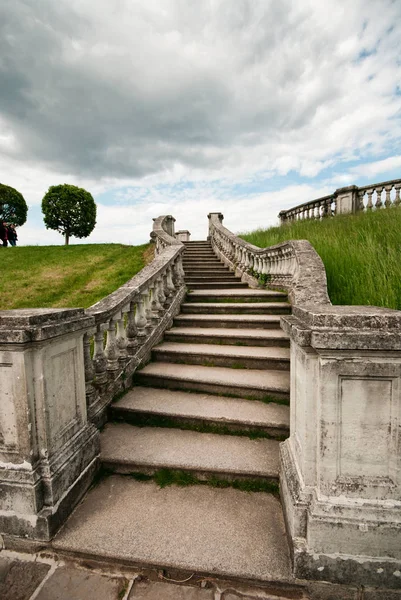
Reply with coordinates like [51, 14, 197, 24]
[135, 362, 290, 401]
[183, 252, 217, 257]
[110, 386, 290, 438]
[152, 341, 290, 371]
[100, 423, 281, 482]
[183, 261, 225, 267]
[187, 282, 249, 289]
[52, 476, 292, 582]
[184, 274, 237, 281]
[183, 266, 230, 272]
[186, 289, 288, 302]
[165, 326, 290, 347]
[181, 302, 291, 314]
[174, 313, 282, 329]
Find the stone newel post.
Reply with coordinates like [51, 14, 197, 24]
[280, 305, 401, 588]
[175, 230, 191, 242]
[0, 308, 100, 541]
[335, 185, 359, 214]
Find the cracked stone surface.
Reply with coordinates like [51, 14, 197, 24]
[0, 557, 50, 600]
[129, 580, 214, 599]
[35, 567, 127, 600]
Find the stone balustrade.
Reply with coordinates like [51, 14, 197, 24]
[85, 223, 186, 427]
[0, 214, 185, 541]
[279, 194, 335, 223]
[279, 177, 401, 224]
[357, 178, 401, 211]
[208, 212, 330, 306]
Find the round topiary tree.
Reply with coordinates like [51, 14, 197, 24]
[0, 183, 28, 226]
[41, 184, 97, 245]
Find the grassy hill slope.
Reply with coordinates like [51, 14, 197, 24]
[240, 208, 401, 310]
[1, 243, 152, 310]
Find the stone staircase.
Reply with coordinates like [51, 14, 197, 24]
[52, 240, 294, 585]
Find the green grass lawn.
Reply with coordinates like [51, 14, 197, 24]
[240, 208, 401, 310]
[0, 243, 152, 310]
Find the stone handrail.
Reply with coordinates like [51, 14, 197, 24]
[151, 214, 181, 254]
[279, 178, 401, 223]
[83, 215, 186, 425]
[208, 212, 330, 306]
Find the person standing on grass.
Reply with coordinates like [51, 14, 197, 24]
[0, 222, 8, 246]
[7, 224, 17, 246]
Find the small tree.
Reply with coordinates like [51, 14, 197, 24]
[0, 183, 28, 226]
[42, 184, 97, 245]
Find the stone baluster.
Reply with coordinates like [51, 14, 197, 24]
[254, 255, 261, 274]
[385, 184, 393, 208]
[116, 307, 129, 366]
[375, 186, 384, 209]
[162, 269, 172, 306]
[83, 330, 96, 408]
[166, 265, 176, 297]
[126, 300, 139, 355]
[150, 282, 162, 326]
[143, 287, 153, 335]
[358, 190, 365, 211]
[394, 184, 401, 206]
[260, 255, 267, 275]
[93, 323, 108, 386]
[157, 274, 167, 310]
[240, 248, 246, 271]
[105, 315, 119, 375]
[366, 188, 374, 210]
[171, 259, 180, 288]
[136, 293, 148, 341]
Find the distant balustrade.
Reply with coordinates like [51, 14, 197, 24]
[278, 178, 401, 224]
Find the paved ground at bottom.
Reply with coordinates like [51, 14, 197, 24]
[1, 553, 401, 600]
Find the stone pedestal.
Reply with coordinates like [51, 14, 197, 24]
[335, 185, 359, 214]
[0, 309, 100, 541]
[175, 230, 191, 242]
[280, 305, 401, 588]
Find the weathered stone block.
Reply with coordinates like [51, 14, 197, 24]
[280, 305, 401, 588]
[0, 308, 100, 540]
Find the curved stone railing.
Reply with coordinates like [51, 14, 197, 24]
[279, 193, 335, 223]
[279, 178, 401, 224]
[84, 215, 185, 426]
[208, 212, 330, 306]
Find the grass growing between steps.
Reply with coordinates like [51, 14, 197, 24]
[111, 413, 287, 441]
[1, 243, 152, 309]
[240, 208, 401, 309]
[128, 468, 280, 495]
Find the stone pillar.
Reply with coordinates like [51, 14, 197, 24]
[0, 308, 100, 541]
[164, 215, 176, 237]
[207, 212, 224, 239]
[334, 185, 359, 214]
[280, 305, 401, 588]
[279, 210, 288, 225]
[175, 230, 191, 242]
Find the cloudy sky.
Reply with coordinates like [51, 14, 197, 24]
[1, 0, 401, 245]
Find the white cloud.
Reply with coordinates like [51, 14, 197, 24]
[1, 0, 401, 245]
